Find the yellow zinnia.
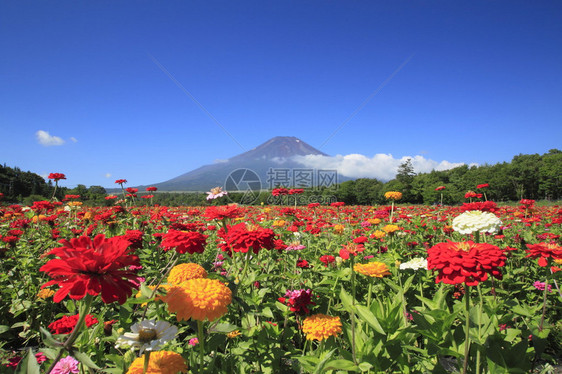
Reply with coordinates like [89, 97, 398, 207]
[382, 224, 400, 234]
[37, 289, 55, 299]
[371, 230, 386, 239]
[165, 278, 232, 322]
[127, 351, 187, 374]
[354, 261, 391, 278]
[167, 263, 208, 285]
[272, 219, 286, 227]
[384, 191, 402, 201]
[333, 224, 345, 235]
[302, 314, 342, 341]
[368, 218, 381, 225]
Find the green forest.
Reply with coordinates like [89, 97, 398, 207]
[1, 149, 560, 206]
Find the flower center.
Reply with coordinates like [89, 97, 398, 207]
[138, 328, 158, 343]
[456, 242, 473, 252]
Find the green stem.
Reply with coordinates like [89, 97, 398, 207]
[143, 351, 150, 374]
[46, 294, 94, 374]
[462, 287, 471, 374]
[197, 320, 205, 372]
[476, 285, 483, 374]
[350, 256, 357, 365]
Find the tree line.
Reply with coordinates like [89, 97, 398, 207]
[1, 149, 560, 206]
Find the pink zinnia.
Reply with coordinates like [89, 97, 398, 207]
[52, 356, 79, 374]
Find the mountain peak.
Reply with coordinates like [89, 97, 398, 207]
[232, 136, 328, 161]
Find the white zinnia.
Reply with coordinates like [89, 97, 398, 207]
[399, 257, 428, 271]
[452, 210, 502, 235]
[115, 320, 178, 354]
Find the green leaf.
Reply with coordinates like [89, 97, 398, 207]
[511, 304, 533, 317]
[312, 348, 337, 374]
[355, 305, 385, 335]
[324, 359, 360, 372]
[209, 323, 239, 333]
[40, 348, 60, 360]
[15, 348, 40, 374]
[0, 325, 10, 334]
[74, 351, 101, 370]
[339, 287, 355, 313]
[40, 326, 63, 348]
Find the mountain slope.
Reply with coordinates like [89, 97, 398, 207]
[146, 136, 333, 191]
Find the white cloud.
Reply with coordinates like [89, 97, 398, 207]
[36, 130, 65, 146]
[105, 173, 112, 178]
[70, 137, 78, 143]
[292, 153, 468, 181]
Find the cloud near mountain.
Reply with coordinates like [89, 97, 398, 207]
[293, 153, 470, 181]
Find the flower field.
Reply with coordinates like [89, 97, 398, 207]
[1, 196, 561, 373]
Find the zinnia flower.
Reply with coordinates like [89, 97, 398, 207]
[165, 278, 232, 322]
[452, 210, 502, 235]
[219, 223, 276, 254]
[302, 314, 342, 341]
[320, 255, 336, 267]
[37, 288, 55, 299]
[160, 230, 208, 255]
[51, 356, 79, 374]
[526, 242, 562, 267]
[40, 234, 141, 304]
[339, 242, 364, 260]
[533, 281, 552, 292]
[427, 241, 506, 286]
[49, 314, 99, 334]
[206, 186, 228, 200]
[203, 205, 244, 220]
[116, 320, 178, 354]
[399, 257, 428, 271]
[167, 263, 208, 285]
[48, 173, 67, 181]
[384, 191, 402, 200]
[278, 289, 315, 315]
[126, 351, 187, 374]
[354, 261, 391, 278]
[382, 224, 400, 234]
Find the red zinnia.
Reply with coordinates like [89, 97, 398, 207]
[464, 191, 482, 199]
[160, 230, 208, 254]
[320, 255, 335, 267]
[272, 188, 289, 196]
[278, 289, 315, 315]
[427, 241, 506, 286]
[435, 186, 446, 191]
[219, 223, 276, 254]
[526, 243, 562, 267]
[460, 201, 498, 213]
[115, 179, 127, 184]
[204, 205, 244, 221]
[339, 242, 364, 260]
[146, 186, 158, 192]
[477, 183, 489, 189]
[123, 229, 144, 250]
[40, 234, 141, 304]
[48, 173, 66, 181]
[48, 314, 99, 334]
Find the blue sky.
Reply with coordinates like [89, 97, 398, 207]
[1, 1, 561, 188]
